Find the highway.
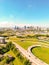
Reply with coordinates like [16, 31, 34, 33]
[12, 42, 48, 65]
[28, 45, 48, 65]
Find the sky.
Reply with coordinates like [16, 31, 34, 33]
[0, 0, 49, 27]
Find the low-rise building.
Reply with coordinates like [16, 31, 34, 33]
[0, 37, 5, 44]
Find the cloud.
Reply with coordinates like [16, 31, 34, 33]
[0, 17, 49, 28]
[0, 20, 33, 27]
[0, 21, 15, 27]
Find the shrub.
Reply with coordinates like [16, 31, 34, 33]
[24, 59, 31, 65]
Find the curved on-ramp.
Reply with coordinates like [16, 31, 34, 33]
[27, 45, 48, 65]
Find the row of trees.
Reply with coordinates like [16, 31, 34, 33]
[5, 55, 15, 64]
[0, 42, 12, 54]
[0, 56, 14, 65]
[17, 34, 49, 39]
[8, 42, 31, 65]
[0, 42, 15, 65]
[0, 42, 31, 65]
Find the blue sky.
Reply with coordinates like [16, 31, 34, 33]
[0, 0, 49, 27]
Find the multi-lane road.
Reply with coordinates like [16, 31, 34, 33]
[13, 42, 48, 65]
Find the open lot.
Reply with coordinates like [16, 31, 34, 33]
[8, 36, 49, 49]
[8, 36, 39, 49]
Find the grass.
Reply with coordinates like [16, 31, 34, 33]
[7, 50, 23, 65]
[0, 59, 6, 65]
[32, 46, 49, 64]
[8, 36, 39, 49]
[7, 36, 49, 64]
[8, 36, 49, 50]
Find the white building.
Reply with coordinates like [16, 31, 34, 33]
[0, 37, 5, 43]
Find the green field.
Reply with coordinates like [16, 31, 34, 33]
[9, 36, 39, 49]
[32, 46, 49, 64]
[9, 36, 49, 49]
